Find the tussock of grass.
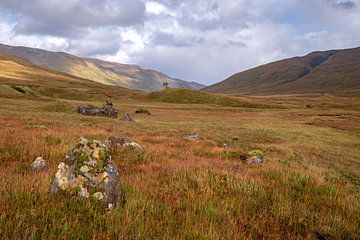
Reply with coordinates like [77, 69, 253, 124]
[148, 88, 270, 108]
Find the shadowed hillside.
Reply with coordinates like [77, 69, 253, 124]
[204, 47, 360, 95]
[0, 43, 204, 92]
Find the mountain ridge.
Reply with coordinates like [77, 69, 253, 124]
[203, 47, 360, 95]
[0, 43, 205, 92]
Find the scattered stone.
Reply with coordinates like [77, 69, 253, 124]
[183, 132, 202, 141]
[30, 157, 47, 170]
[135, 108, 151, 115]
[50, 137, 124, 209]
[246, 155, 266, 164]
[106, 136, 142, 150]
[121, 114, 134, 122]
[77, 101, 118, 118]
[246, 150, 266, 164]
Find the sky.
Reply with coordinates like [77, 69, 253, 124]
[0, 0, 360, 85]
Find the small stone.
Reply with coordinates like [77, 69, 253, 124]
[183, 133, 202, 141]
[79, 186, 89, 198]
[93, 192, 104, 201]
[30, 157, 47, 170]
[124, 142, 142, 150]
[121, 114, 134, 122]
[80, 165, 90, 173]
[106, 136, 142, 150]
[246, 155, 266, 164]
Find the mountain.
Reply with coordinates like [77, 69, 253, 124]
[0, 51, 143, 100]
[203, 47, 360, 95]
[0, 43, 205, 92]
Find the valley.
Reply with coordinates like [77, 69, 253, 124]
[0, 54, 359, 238]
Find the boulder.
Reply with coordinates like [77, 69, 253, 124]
[183, 132, 202, 141]
[106, 136, 142, 150]
[50, 137, 124, 209]
[30, 157, 47, 170]
[77, 101, 118, 119]
[121, 114, 134, 122]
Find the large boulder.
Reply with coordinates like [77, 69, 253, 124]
[50, 137, 124, 209]
[77, 101, 118, 119]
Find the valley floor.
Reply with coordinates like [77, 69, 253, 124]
[0, 93, 359, 239]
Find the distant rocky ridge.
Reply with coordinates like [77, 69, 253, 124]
[0, 43, 205, 92]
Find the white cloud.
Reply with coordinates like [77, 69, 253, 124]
[1, 0, 360, 84]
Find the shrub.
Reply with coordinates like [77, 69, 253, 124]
[247, 149, 264, 157]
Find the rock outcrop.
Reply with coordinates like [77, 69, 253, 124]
[77, 101, 118, 118]
[50, 137, 124, 209]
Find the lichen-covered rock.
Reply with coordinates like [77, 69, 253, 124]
[106, 136, 142, 150]
[121, 114, 134, 122]
[246, 150, 266, 164]
[183, 133, 202, 141]
[31, 157, 47, 170]
[50, 137, 124, 209]
[77, 101, 118, 119]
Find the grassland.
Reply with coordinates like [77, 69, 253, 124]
[0, 81, 359, 239]
[0, 54, 360, 239]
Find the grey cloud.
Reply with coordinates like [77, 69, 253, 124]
[150, 32, 204, 47]
[0, 0, 145, 37]
[66, 40, 120, 57]
[225, 40, 246, 48]
[153, 0, 254, 31]
[334, 1, 357, 10]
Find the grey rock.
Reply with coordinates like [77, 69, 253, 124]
[246, 155, 266, 164]
[121, 114, 134, 122]
[106, 136, 142, 150]
[30, 157, 47, 170]
[77, 101, 118, 119]
[183, 133, 202, 141]
[50, 137, 124, 209]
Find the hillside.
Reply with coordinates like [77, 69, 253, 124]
[0, 43, 204, 92]
[0, 52, 143, 100]
[204, 47, 360, 95]
[148, 88, 270, 108]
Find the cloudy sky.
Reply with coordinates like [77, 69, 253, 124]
[0, 0, 360, 85]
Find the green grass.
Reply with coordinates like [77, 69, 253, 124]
[148, 88, 270, 108]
